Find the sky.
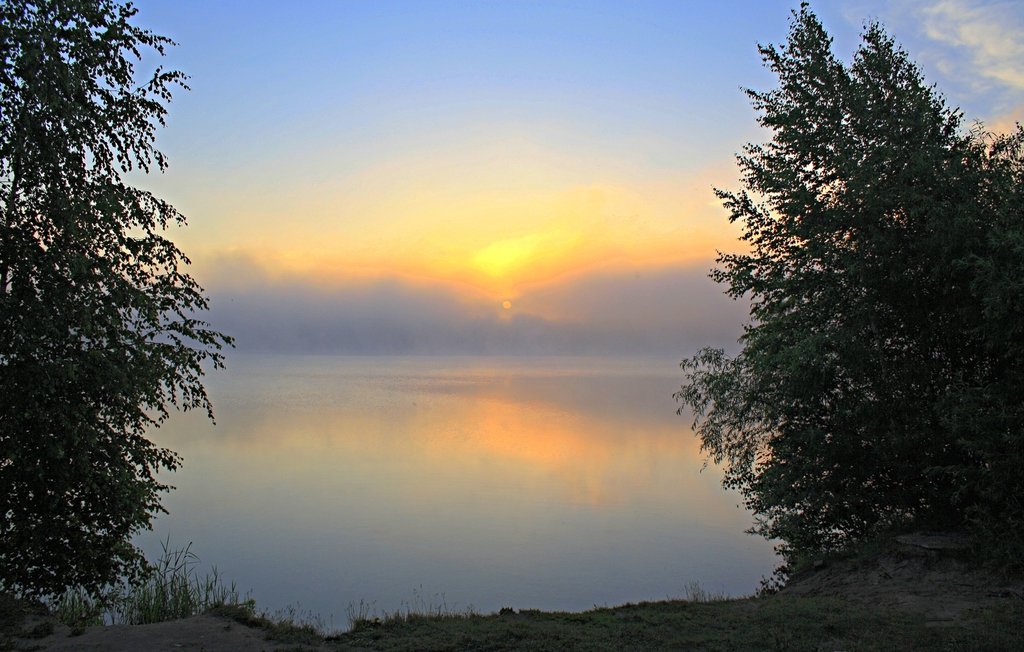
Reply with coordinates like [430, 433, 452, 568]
[131, 0, 1024, 355]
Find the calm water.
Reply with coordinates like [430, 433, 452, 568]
[139, 354, 776, 628]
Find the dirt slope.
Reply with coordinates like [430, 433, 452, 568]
[779, 532, 1024, 624]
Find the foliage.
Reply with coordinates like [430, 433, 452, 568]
[0, 0, 231, 597]
[676, 5, 1024, 561]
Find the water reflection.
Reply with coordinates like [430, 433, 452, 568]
[140, 355, 775, 626]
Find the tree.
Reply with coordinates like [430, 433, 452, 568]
[676, 5, 1023, 564]
[0, 0, 231, 597]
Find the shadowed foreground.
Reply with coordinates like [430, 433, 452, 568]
[338, 598, 1021, 651]
[5, 537, 1023, 652]
[5, 595, 1021, 652]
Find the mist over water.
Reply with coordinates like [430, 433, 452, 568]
[201, 262, 749, 356]
[139, 354, 776, 628]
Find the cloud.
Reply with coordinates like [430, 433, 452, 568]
[199, 255, 747, 357]
[517, 264, 747, 347]
[917, 0, 1024, 91]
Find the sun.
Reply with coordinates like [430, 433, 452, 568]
[473, 234, 544, 278]
[502, 300, 512, 310]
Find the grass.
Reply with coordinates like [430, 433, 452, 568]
[114, 540, 246, 625]
[49, 588, 104, 630]
[333, 594, 1024, 651]
[679, 579, 729, 603]
[346, 587, 476, 632]
[5, 575, 1023, 651]
[209, 602, 333, 647]
[6, 544, 1021, 651]
[49, 538, 250, 629]
[40, 540, 335, 646]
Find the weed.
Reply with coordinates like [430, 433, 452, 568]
[49, 538, 249, 627]
[114, 539, 246, 625]
[345, 599, 376, 629]
[50, 590, 103, 628]
[757, 564, 789, 596]
[346, 587, 476, 632]
[680, 580, 728, 603]
[210, 601, 329, 644]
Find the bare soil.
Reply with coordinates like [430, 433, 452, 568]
[5, 533, 1022, 651]
[0, 596, 332, 652]
[7, 613, 330, 651]
[778, 532, 1024, 624]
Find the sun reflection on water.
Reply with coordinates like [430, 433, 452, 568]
[142, 355, 776, 626]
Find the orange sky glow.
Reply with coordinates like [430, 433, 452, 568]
[134, 0, 1023, 351]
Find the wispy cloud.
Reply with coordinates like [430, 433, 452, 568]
[917, 0, 1024, 91]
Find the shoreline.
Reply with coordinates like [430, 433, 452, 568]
[6, 536, 1023, 650]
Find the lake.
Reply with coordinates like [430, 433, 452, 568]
[139, 354, 777, 629]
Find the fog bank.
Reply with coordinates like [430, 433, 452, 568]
[203, 262, 748, 357]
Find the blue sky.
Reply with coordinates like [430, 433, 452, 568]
[128, 0, 1024, 354]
